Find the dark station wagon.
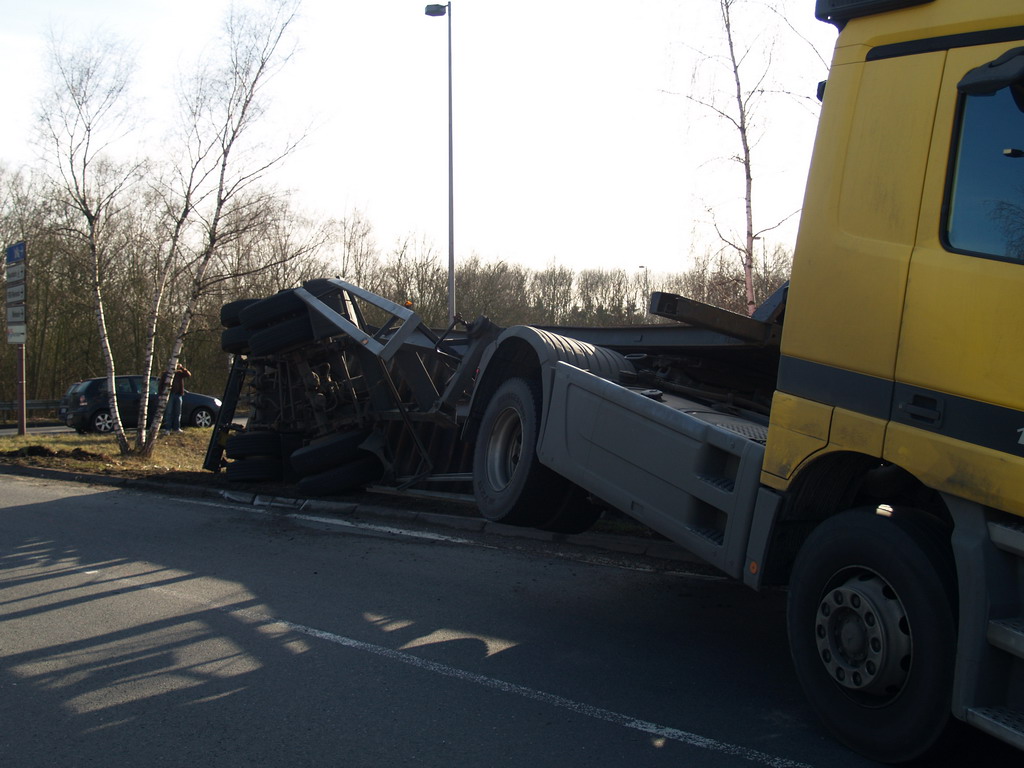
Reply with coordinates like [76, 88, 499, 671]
[60, 375, 221, 433]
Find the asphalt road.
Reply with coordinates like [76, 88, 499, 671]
[0, 475, 1018, 768]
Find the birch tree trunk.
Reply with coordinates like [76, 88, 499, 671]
[38, 32, 141, 453]
[140, 0, 302, 457]
[720, 0, 757, 316]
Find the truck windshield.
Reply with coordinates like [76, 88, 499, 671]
[946, 86, 1024, 261]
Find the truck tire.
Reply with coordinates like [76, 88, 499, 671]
[290, 429, 370, 477]
[473, 377, 577, 527]
[248, 315, 314, 356]
[240, 289, 305, 330]
[297, 454, 383, 496]
[220, 298, 259, 328]
[225, 456, 284, 482]
[226, 431, 282, 460]
[787, 507, 956, 763]
[221, 325, 251, 354]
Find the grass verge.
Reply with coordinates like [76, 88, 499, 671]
[0, 429, 212, 477]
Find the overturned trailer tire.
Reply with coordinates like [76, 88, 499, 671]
[240, 280, 342, 331]
[248, 315, 315, 357]
[297, 454, 384, 497]
[226, 456, 284, 482]
[221, 324, 251, 355]
[290, 429, 371, 477]
[226, 431, 283, 460]
[220, 298, 260, 328]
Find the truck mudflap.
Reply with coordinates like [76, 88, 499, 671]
[537, 360, 779, 579]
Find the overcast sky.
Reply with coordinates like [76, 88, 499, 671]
[0, 0, 836, 276]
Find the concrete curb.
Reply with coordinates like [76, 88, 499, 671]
[0, 462, 700, 563]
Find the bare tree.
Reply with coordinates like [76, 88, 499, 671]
[527, 261, 575, 325]
[453, 254, 529, 326]
[334, 209, 380, 286]
[378, 235, 446, 325]
[37, 30, 143, 452]
[687, 0, 765, 316]
[678, 0, 818, 315]
[139, 0, 304, 455]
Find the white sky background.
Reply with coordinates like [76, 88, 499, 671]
[0, 0, 837, 276]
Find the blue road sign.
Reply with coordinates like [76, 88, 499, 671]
[6, 241, 26, 264]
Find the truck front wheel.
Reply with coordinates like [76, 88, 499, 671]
[787, 507, 956, 763]
[473, 377, 573, 527]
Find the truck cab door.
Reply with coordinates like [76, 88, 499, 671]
[888, 43, 1024, 515]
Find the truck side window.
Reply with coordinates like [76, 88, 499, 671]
[946, 87, 1024, 260]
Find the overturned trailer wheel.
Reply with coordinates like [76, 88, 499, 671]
[226, 456, 284, 482]
[298, 454, 383, 496]
[290, 429, 371, 477]
[226, 431, 283, 460]
[220, 298, 259, 328]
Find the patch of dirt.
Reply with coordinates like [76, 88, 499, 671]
[1, 446, 112, 461]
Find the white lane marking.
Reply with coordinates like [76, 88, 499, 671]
[278, 617, 812, 768]
[292, 513, 485, 546]
[183, 499, 487, 546]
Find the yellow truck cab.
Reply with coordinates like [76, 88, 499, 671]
[767, 0, 1024, 761]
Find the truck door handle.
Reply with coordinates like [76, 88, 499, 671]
[898, 394, 943, 425]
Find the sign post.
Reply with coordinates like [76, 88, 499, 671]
[5, 241, 27, 436]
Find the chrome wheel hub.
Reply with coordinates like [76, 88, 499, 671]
[814, 570, 912, 700]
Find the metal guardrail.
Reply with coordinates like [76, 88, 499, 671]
[0, 399, 61, 411]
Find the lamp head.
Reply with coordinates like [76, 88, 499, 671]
[425, 4, 448, 16]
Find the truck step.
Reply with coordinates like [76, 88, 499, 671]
[988, 617, 1024, 659]
[685, 525, 725, 545]
[988, 520, 1024, 558]
[966, 707, 1024, 751]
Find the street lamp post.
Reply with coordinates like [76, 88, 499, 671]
[425, 2, 456, 325]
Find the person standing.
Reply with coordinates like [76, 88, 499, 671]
[164, 362, 191, 432]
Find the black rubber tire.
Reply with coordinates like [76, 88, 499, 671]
[297, 455, 383, 496]
[248, 315, 314, 356]
[190, 406, 215, 429]
[225, 431, 282, 460]
[240, 289, 305, 330]
[787, 507, 956, 764]
[221, 325, 251, 354]
[301, 278, 338, 298]
[220, 298, 259, 328]
[225, 456, 284, 483]
[472, 377, 578, 527]
[92, 410, 114, 433]
[290, 429, 370, 477]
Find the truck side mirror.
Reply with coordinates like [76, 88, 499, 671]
[958, 47, 1024, 96]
